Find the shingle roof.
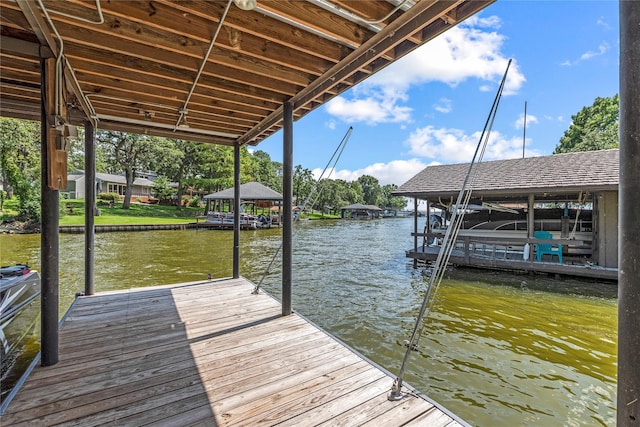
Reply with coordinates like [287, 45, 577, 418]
[95, 172, 153, 187]
[341, 203, 382, 211]
[203, 182, 282, 201]
[68, 172, 153, 187]
[394, 149, 619, 199]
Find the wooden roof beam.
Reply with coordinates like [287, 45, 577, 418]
[238, 0, 490, 145]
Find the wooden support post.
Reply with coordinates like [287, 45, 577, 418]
[282, 100, 293, 316]
[233, 143, 240, 279]
[40, 57, 59, 366]
[84, 120, 95, 295]
[527, 194, 535, 261]
[464, 236, 470, 263]
[618, 1, 640, 424]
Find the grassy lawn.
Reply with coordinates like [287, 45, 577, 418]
[1, 198, 204, 225]
[1, 198, 341, 225]
[60, 200, 203, 225]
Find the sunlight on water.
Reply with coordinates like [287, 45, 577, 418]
[0, 218, 617, 425]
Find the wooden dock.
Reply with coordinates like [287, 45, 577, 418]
[408, 247, 618, 281]
[1, 278, 465, 426]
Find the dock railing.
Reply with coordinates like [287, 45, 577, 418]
[412, 231, 593, 263]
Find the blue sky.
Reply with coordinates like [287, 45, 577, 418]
[255, 1, 619, 186]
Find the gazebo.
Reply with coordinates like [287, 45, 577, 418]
[203, 182, 282, 215]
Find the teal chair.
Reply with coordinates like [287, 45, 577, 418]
[533, 230, 563, 263]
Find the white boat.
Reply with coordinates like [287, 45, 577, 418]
[204, 212, 259, 230]
[0, 265, 41, 382]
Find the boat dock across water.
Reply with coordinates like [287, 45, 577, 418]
[1, 277, 464, 426]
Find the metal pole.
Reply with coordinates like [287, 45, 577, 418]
[528, 193, 535, 261]
[233, 143, 241, 279]
[84, 120, 95, 295]
[618, 1, 640, 424]
[282, 100, 293, 316]
[40, 57, 58, 366]
[522, 101, 527, 158]
[413, 198, 419, 268]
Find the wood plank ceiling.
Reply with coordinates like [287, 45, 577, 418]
[1, 0, 494, 147]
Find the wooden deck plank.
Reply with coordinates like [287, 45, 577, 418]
[274, 375, 394, 426]
[107, 346, 358, 427]
[209, 360, 374, 426]
[19, 311, 307, 385]
[12, 316, 314, 404]
[229, 369, 388, 426]
[22, 342, 347, 426]
[315, 391, 434, 427]
[1, 278, 466, 427]
[403, 406, 455, 426]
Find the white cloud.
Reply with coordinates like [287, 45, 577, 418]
[596, 17, 612, 31]
[406, 125, 541, 163]
[312, 158, 427, 186]
[325, 94, 412, 124]
[580, 42, 610, 60]
[434, 98, 452, 113]
[514, 113, 538, 129]
[562, 42, 610, 66]
[325, 15, 525, 125]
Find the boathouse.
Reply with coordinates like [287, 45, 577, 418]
[393, 149, 619, 281]
[341, 203, 383, 219]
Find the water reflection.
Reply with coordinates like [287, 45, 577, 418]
[0, 218, 617, 426]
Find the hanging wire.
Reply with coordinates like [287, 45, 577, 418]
[252, 126, 353, 294]
[388, 59, 512, 401]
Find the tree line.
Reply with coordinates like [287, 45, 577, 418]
[0, 122, 406, 221]
[1, 93, 619, 221]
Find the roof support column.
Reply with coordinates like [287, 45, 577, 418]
[84, 119, 95, 295]
[413, 198, 419, 268]
[527, 194, 535, 261]
[618, 1, 640, 424]
[233, 143, 241, 279]
[282, 100, 293, 316]
[40, 57, 59, 366]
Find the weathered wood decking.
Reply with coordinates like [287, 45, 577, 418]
[408, 247, 618, 281]
[1, 278, 464, 426]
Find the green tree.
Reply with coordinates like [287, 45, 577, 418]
[314, 179, 338, 216]
[358, 175, 382, 206]
[149, 138, 203, 210]
[151, 175, 176, 201]
[554, 94, 619, 153]
[293, 165, 315, 207]
[198, 145, 235, 193]
[0, 118, 41, 220]
[98, 130, 158, 209]
[380, 184, 406, 210]
[252, 150, 282, 193]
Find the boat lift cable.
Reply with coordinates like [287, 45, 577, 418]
[388, 60, 512, 401]
[302, 126, 353, 210]
[252, 126, 353, 295]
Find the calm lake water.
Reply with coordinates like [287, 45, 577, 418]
[1, 218, 617, 426]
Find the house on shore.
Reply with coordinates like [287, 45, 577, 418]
[393, 149, 619, 281]
[66, 171, 154, 202]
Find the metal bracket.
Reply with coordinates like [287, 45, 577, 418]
[404, 340, 418, 351]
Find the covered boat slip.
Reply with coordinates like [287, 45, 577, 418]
[1, 277, 462, 426]
[394, 149, 620, 281]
